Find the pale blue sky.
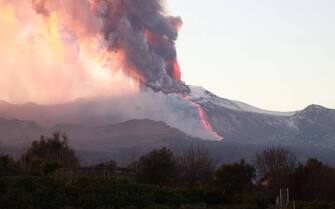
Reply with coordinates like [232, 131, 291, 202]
[167, 0, 335, 111]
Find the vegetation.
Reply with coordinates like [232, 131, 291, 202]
[0, 154, 17, 175]
[20, 132, 79, 175]
[255, 145, 297, 196]
[177, 145, 216, 189]
[290, 158, 335, 201]
[215, 159, 256, 197]
[132, 147, 178, 186]
[1, 136, 335, 209]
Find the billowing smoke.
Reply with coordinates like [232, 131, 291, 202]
[0, 0, 221, 140]
[0, 0, 139, 104]
[0, 0, 188, 104]
[32, 0, 189, 93]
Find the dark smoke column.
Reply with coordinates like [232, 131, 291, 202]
[93, 0, 190, 94]
[31, 0, 189, 94]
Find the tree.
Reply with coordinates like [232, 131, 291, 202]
[0, 142, 3, 154]
[132, 147, 178, 186]
[20, 132, 79, 175]
[0, 154, 16, 175]
[290, 158, 335, 201]
[215, 159, 256, 196]
[177, 145, 215, 188]
[255, 146, 297, 194]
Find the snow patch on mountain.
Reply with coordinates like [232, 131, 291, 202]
[189, 86, 295, 116]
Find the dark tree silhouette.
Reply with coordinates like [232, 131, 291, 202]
[132, 147, 178, 186]
[0, 154, 16, 175]
[215, 159, 256, 195]
[290, 158, 335, 201]
[177, 145, 215, 188]
[20, 132, 79, 175]
[255, 146, 297, 194]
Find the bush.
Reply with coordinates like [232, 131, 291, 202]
[295, 201, 335, 209]
[0, 176, 200, 209]
[20, 133, 79, 175]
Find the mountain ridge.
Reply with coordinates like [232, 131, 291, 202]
[0, 87, 334, 165]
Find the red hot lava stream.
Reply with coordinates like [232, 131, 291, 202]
[180, 95, 223, 140]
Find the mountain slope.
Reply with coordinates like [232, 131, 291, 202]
[0, 117, 46, 145]
[192, 87, 335, 151]
[52, 119, 192, 149]
[0, 87, 334, 165]
[1, 118, 334, 166]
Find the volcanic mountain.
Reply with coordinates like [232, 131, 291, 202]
[1, 0, 334, 166]
[0, 87, 334, 165]
[190, 86, 335, 150]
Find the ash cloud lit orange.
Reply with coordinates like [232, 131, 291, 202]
[0, 0, 222, 140]
[0, 0, 139, 104]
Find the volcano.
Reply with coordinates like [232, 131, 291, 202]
[0, 86, 335, 165]
[0, 1, 334, 165]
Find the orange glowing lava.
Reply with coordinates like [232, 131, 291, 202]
[180, 95, 223, 140]
[171, 59, 182, 81]
[144, 29, 182, 81]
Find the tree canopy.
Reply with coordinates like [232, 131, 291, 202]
[290, 158, 335, 201]
[215, 159, 256, 195]
[177, 145, 215, 188]
[20, 132, 79, 175]
[255, 146, 297, 194]
[133, 147, 178, 186]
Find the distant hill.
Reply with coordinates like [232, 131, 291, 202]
[0, 117, 45, 145]
[0, 87, 334, 165]
[0, 118, 334, 166]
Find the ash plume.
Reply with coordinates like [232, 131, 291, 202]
[0, 0, 221, 139]
[32, 0, 190, 94]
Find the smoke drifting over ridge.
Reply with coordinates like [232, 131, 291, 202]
[0, 0, 188, 104]
[0, 0, 221, 140]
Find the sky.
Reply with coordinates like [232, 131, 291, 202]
[167, 0, 335, 111]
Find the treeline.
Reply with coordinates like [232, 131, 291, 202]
[1, 133, 335, 209]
